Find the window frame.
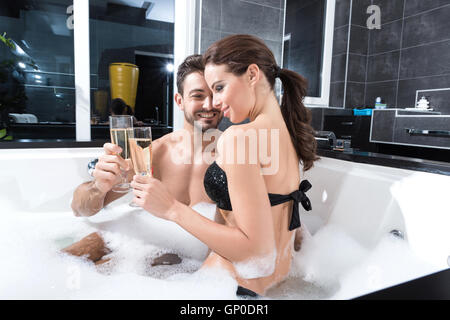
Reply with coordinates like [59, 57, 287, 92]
[282, 0, 336, 108]
[74, 0, 91, 141]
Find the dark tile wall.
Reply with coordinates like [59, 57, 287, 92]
[370, 0, 450, 114]
[346, 0, 370, 109]
[201, 0, 450, 116]
[329, 0, 371, 108]
[200, 0, 285, 64]
[346, 0, 450, 114]
[201, 0, 285, 129]
[330, 0, 450, 114]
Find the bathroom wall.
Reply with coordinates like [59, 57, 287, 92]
[200, 0, 285, 64]
[200, 0, 285, 130]
[329, 0, 371, 108]
[331, 0, 450, 113]
[367, 0, 450, 114]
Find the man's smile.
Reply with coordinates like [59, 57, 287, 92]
[196, 111, 219, 119]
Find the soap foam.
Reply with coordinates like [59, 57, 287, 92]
[233, 249, 277, 279]
[85, 199, 217, 261]
[0, 207, 238, 300]
[266, 224, 440, 299]
[331, 234, 439, 299]
[0, 201, 442, 300]
[290, 224, 368, 288]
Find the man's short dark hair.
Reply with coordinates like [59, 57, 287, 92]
[176, 54, 204, 97]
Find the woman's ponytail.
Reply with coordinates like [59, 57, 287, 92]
[278, 68, 319, 171]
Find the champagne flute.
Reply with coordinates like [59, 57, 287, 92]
[109, 115, 133, 193]
[128, 127, 153, 176]
[128, 127, 152, 207]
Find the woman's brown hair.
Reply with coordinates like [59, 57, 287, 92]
[203, 34, 318, 171]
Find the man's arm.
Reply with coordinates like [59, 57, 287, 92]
[70, 143, 131, 217]
[71, 180, 126, 217]
[71, 137, 166, 217]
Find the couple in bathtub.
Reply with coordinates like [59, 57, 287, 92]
[69, 34, 318, 297]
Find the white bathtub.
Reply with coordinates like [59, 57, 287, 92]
[303, 156, 450, 268]
[0, 147, 448, 299]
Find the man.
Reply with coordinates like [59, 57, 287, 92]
[66, 54, 223, 262]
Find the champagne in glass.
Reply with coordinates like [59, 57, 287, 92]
[128, 127, 152, 207]
[128, 127, 152, 177]
[109, 115, 133, 193]
[110, 128, 130, 159]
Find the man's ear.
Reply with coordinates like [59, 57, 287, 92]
[174, 92, 184, 110]
[247, 64, 260, 86]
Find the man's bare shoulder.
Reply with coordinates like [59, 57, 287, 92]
[152, 132, 183, 162]
[152, 133, 169, 159]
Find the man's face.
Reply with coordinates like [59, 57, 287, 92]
[178, 72, 223, 131]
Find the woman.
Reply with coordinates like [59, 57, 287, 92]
[130, 34, 318, 296]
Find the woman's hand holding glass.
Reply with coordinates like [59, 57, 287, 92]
[130, 175, 178, 221]
[93, 143, 133, 194]
[127, 127, 152, 207]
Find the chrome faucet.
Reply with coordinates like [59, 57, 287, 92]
[390, 229, 404, 239]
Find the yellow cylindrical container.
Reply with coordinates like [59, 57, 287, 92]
[109, 63, 139, 111]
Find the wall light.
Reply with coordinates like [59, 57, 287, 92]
[166, 63, 174, 73]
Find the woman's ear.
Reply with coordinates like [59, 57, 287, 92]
[247, 64, 260, 86]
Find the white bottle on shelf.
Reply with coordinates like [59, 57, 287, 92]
[416, 96, 430, 110]
[374, 97, 386, 109]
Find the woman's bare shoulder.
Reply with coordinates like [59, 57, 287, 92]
[216, 123, 262, 169]
[218, 116, 274, 151]
[220, 117, 268, 139]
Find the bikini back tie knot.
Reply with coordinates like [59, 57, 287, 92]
[270, 179, 312, 231]
[290, 180, 312, 230]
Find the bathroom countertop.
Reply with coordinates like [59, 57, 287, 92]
[0, 125, 173, 149]
[317, 148, 450, 176]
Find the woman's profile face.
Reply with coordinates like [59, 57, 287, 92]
[204, 63, 254, 123]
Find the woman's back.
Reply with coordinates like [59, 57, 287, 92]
[202, 109, 302, 295]
[253, 113, 300, 196]
[201, 33, 318, 296]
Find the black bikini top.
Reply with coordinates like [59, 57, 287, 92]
[203, 161, 312, 231]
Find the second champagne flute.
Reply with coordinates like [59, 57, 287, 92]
[128, 127, 152, 207]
